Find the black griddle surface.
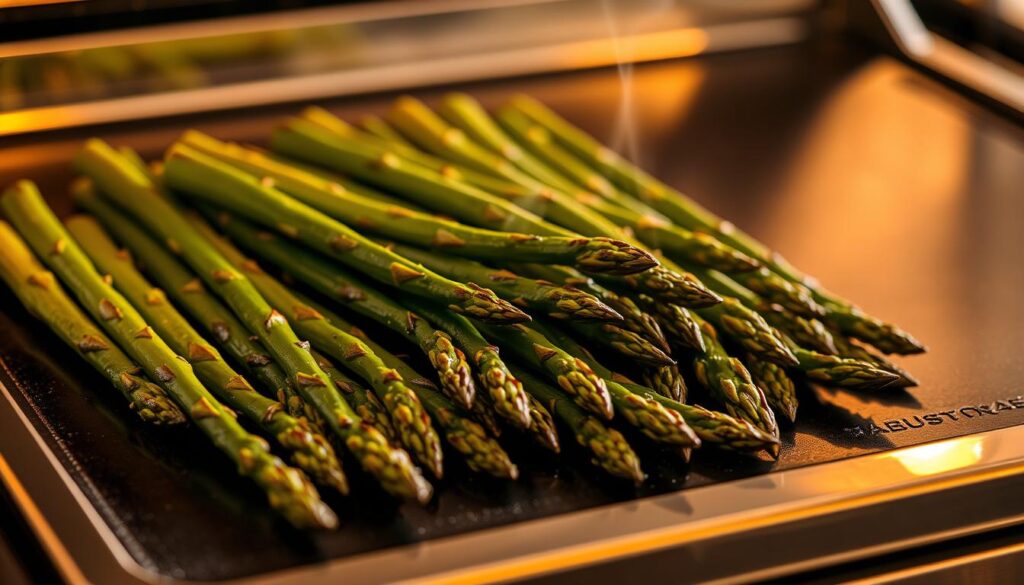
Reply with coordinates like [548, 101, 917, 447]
[2, 40, 1023, 580]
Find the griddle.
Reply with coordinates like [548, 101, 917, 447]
[2, 39, 1024, 582]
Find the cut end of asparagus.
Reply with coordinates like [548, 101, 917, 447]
[275, 420, 350, 496]
[425, 331, 476, 409]
[125, 374, 188, 425]
[452, 283, 532, 323]
[475, 347, 532, 429]
[573, 238, 658, 275]
[345, 421, 434, 504]
[578, 418, 644, 485]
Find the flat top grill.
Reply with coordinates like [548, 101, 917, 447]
[1, 39, 1023, 582]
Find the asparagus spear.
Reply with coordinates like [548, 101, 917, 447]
[510, 365, 643, 483]
[68, 215, 349, 494]
[640, 363, 687, 403]
[785, 336, 901, 391]
[272, 117, 577, 236]
[274, 117, 719, 308]
[73, 184, 312, 422]
[690, 314, 780, 447]
[382, 241, 622, 322]
[618, 383, 779, 454]
[475, 322, 613, 420]
[561, 319, 675, 367]
[762, 306, 837, 356]
[438, 92, 576, 190]
[506, 94, 924, 354]
[1, 182, 336, 529]
[515, 264, 672, 355]
[582, 196, 760, 274]
[521, 391, 561, 453]
[163, 144, 529, 325]
[177, 131, 657, 276]
[312, 351, 398, 443]
[358, 114, 416, 147]
[74, 141, 430, 503]
[187, 213, 446, 479]
[635, 295, 705, 352]
[744, 354, 798, 424]
[315, 309, 518, 479]
[547, 318, 780, 454]
[0, 221, 184, 425]
[208, 213, 480, 409]
[401, 298, 532, 429]
[832, 335, 919, 387]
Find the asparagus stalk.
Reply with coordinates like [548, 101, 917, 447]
[506, 94, 924, 354]
[561, 319, 675, 367]
[521, 391, 561, 453]
[187, 213, 446, 479]
[1, 182, 336, 529]
[785, 336, 901, 391]
[0, 221, 184, 425]
[635, 295, 705, 352]
[272, 117, 577, 236]
[163, 144, 529, 324]
[74, 140, 430, 503]
[546, 317, 779, 453]
[475, 323, 613, 420]
[68, 215, 349, 494]
[762, 306, 837, 356]
[358, 114, 416, 147]
[832, 336, 919, 388]
[618, 383, 779, 454]
[274, 116, 719, 308]
[401, 298, 532, 429]
[177, 131, 657, 276]
[744, 354, 798, 424]
[640, 363, 687, 403]
[690, 314, 781, 447]
[312, 351, 398, 443]
[315, 309, 518, 479]
[510, 365, 643, 483]
[438, 92, 576, 190]
[382, 241, 622, 322]
[72, 184, 312, 422]
[582, 197, 760, 274]
[515, 264, 672, 355]
[208, 213, 479, 409]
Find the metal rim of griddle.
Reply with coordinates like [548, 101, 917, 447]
[3, 375, 1024, 585]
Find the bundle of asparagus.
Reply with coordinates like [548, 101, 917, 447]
[0, 93, 922, 530]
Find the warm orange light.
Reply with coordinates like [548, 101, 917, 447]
[560, 28, 709, 70]
[883, 437, 984, 477]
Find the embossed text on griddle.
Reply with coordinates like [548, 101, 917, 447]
[843, 396, 1024, 436]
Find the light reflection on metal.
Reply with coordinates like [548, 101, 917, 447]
[883, 437, 984, 476]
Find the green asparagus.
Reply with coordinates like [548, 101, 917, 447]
[2, 181, 336, 529]
[68, 214, 349, 494]
[177, 131, 657, 275]
[832, 336, 918, 388]
[511, 365, 643, 483]
[0, 220, 184, 425]
[74, 140, 431, 503]
[506, 94, 924, 354]
[744, 354, 798, 424]
[187, 213, 446, 479]
[312, 351, 398, 443]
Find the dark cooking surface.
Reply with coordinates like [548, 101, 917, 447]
[2, 40, 1023, 580]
